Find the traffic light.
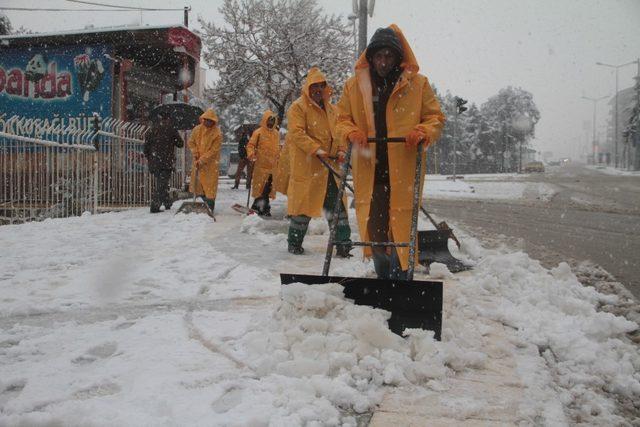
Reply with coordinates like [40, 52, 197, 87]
[455, 97, 468, 114]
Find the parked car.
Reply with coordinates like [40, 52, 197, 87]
[524, 161, 545, 173]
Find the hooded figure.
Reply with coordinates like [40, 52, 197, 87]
[247, 110, 279, 216]
[336, 24, 445, 279]
[188, 109, 223, 211]
[285, 67, 351, 256]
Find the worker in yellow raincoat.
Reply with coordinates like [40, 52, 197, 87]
[285, 67, 351, 256]
[246, 110, 279, 216]
[188, 109, 223, 212]
[336, 24, 445, 279]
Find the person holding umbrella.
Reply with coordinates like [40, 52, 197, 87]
[143, 112, 184, 213]
[188, 109, 223, 212]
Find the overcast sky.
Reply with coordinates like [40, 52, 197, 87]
[3, 0, 640, 159]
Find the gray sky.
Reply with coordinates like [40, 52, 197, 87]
[3, 0, 640, 159]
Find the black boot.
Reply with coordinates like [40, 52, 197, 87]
[335, 244, 353, 258]
[288, 244, 304, 255]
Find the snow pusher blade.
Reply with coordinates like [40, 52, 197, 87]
[231, 203, 257, 215]
[418, 230, 469, 273]
[281, 138, 444, 339]
[176, 201, 216, 220]
[176, 167, 216, 221]
[281, 273, 443, 339]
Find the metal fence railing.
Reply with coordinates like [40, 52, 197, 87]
[0, 114, 186, 225]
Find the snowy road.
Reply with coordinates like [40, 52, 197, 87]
[1, 185, 639, 425]
[427, 164, 640, 299]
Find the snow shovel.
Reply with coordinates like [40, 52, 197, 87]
[417, 208, 470, 273]
[318, 155, 468, 274]
[176, 165, 216, 221]
[231, 159, 257, 215]
[281, 138, 443, 340]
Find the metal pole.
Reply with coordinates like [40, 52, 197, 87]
[357, 0, 368, 56]
[615, 68, 619, 168]
[407, 141, 424, 281]
[183, 6, 189, 27]
[322, 145, 352, 276]
[519, 132, 523, 173]
[592, 100, 597, 162]
[452, 110, 457, 181]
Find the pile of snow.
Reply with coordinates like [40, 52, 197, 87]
[587, 165, 640, 176]
[455, 248, 640, 424]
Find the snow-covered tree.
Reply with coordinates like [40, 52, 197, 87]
[481, 87, 540, 172]
[0, 14, 12, 35]
[198, 0, 355, 123]
[0, 13, 32, 35]
[212, 88, 269, 140]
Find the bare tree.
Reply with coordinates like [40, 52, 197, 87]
[198, 0, 355, 123]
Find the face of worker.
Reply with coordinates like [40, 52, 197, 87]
[267, 116, 276, 129]
[309, 82, 327, 105]
[203, 119, 215, 128]
[371, 47, 399, 78]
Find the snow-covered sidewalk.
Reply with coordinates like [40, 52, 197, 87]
[0, 186, 638, 426]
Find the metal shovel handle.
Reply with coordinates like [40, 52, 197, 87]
[192, 163, 199, 203]
[366, 137, 406, 143]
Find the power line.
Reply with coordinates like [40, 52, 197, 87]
[0, 7, 145, 11]
[66, 0, 185, 11]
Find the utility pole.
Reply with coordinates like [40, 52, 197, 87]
[582, 95, 608, 164]
[357, 0, 368, 56]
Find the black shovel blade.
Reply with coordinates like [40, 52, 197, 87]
[280, 274, 442, 340]
[418, 230, 470, 273]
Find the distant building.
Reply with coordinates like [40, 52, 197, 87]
[605, 86, 637, 169]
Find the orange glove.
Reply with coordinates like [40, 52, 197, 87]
[348, 129, 368, 148]
[406, 130, 429, 148]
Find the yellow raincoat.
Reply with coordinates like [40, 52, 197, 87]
[335, 24, 445, 270]
[188, 109, 223, 199]
[287, 67, 346, 217]
[247, 110, 279, 199]
[273, 137, 291, 195]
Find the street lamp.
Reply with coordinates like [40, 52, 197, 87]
[347, 14, 358, 60]
[596, 60, 639, 168]
[581, 95, 608, 164]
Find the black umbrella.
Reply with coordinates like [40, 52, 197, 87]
[150, 102, 204, 130]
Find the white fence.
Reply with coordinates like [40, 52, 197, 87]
[0, 114, 187, 224]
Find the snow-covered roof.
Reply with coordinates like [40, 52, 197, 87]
[0, 23, 192, 41]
